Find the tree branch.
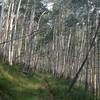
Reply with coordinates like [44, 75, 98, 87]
[67, 15, 100, 93]
[44, 78, 55, 100]
[0, 29, 39, 45]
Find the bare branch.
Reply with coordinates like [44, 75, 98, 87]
[0, 29, 39, 45]
[67, 15, 100, 93]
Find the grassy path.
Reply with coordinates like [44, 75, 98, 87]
[0, 61, 99, 100]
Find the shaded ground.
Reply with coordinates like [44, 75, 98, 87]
[0, 61, 99, 100]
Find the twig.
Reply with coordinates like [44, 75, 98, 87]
[44, 78, 55, 100]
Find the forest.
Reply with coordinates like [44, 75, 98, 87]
[0, 0, 100, 100]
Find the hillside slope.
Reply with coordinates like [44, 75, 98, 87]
[0, 61, 98, 100]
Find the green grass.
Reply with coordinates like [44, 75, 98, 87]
[0, 61, 99, 100]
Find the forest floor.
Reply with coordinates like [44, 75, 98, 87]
[0, 61, 99, 100]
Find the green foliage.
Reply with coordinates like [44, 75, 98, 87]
[65, 14, 78, 27]
[40, 12, 50, 24]
[52, 3, 60, 16]
[37, 29, 53, 50]
[21, 0, 48, 22]
[21, 0, 36, 5]
[70, 0, 87, 8]
[44, 29, 53, 44]
[96, 0, 100, 7]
